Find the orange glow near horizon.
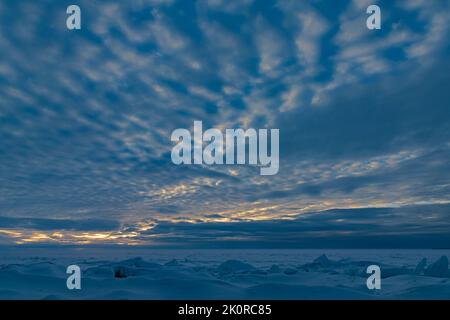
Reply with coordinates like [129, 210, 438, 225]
[1, 198, 449, 245]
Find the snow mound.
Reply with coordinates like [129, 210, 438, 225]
[283, 268, 298, 275]
[382, 267, 411, 278]
[84, 266, 114, 278]
[2, 262, 64, 277]
[244, 283, 370, 300]
[250, 269, 268, 275]
[217, 260, 256, 274]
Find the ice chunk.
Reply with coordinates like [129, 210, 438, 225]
[414, 258, 427, 275]
[113, 266, 137, 278]
[424, 256, 449, 278]
[268, 265, 281, 273]
[313, 254, 339, 267]
[314, 254, 331, 265]
[117, 257, 161, 268]
[165, 259, 180, 267]
[298, 254, 340, 271]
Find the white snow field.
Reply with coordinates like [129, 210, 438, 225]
[0, 248, 449, 300]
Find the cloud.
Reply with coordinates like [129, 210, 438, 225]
[0, 217, 120, 232]
[278, 60, 450, 160]
[137, 204, 450, 248]
[0, 0, 449, 247]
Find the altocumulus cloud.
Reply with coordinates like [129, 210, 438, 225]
[0, 0, 449, 247]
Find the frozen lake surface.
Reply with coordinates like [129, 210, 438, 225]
[0, 248, 449, 299]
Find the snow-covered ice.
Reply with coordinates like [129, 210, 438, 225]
[0, 248, 449, 299]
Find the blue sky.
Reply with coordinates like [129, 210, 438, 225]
[0, 0, 449, 248]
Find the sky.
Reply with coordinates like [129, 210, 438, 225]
[0, 0, 449, 248]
